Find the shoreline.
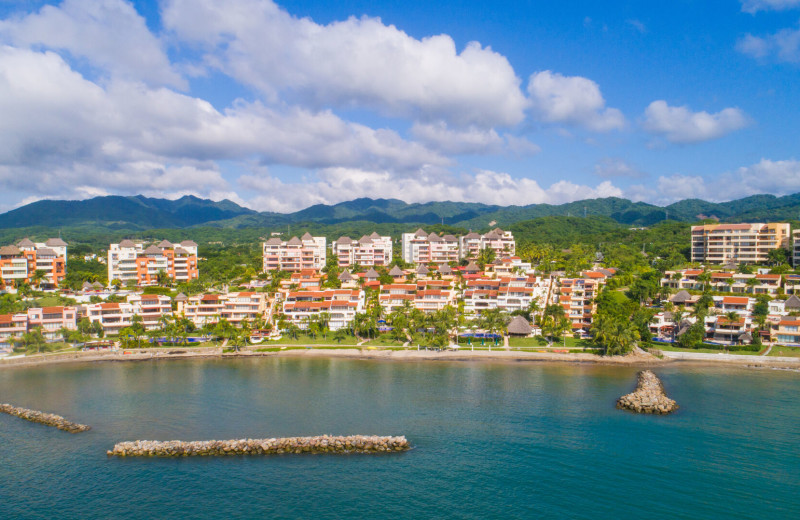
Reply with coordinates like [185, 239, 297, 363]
[2, 345, 799, 371]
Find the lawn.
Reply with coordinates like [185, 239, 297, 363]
[363, 335, 406, 347]
[507, 336, 595, 349]
[267, 334, 360, 346]
[768, 345, 800, 357]
[653, 343, 761, 355]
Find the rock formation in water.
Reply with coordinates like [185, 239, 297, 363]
[0, 403, 91, 432]
[616, 370, 678, 414]
[108, 435, 410, 457]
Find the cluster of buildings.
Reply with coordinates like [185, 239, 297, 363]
[690, 222, 798, 265]
[264, 228, 516, 273]
[0, 238, 68, 288]
[552, 270, 616, 333]
[649, 291, 800, 346]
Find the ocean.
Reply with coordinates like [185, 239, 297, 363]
[1, 358, 798, 519]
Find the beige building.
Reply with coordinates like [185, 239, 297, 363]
[332, 233, 392, 268]
[263, 233, 326, 273]
[401, 229, 459, 265]
[690, 223, 790, 264]
[459, 229, 516, 260]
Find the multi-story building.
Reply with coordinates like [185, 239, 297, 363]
[0, 306, 78, 346]
[459, 229, 516, 260]
[794, 229, 800, 267]
[552, 271, 613, 333]
[463, 276, 548, 316]
[773, 318, 800, 345]
[378, 284, 417, 313]
[263, 233, 326, 273]
[85, 302, 135, 336]
[0, 238, 68, 288]
[690, 223, 790, 264]
[177, 292, 268, 329]
[332, 233, 392, 268]
[401, 229, 458, 265]
[127, 294, 173, 330]
[107, 240, 198, 287]
[281, 289, 364, 330]
[661, 269, 783, 296]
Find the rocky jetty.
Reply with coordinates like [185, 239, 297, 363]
[0, 403, 91, 433]
[107, 435, 410, 457]
[616, 370, 678, 414]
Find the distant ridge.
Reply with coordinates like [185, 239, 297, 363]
[1, 192, 799, 231]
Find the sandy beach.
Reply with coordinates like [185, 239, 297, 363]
[2, 345, 799, 370]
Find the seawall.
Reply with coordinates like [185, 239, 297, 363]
[0, 403, 91, 432]
[108, 435, 410, 457]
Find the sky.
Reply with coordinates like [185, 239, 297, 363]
[0, 0, 799, 213]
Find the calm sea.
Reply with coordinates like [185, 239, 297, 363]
[0, 358, 798, 519]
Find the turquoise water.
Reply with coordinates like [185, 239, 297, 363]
[0, 358, 798, 519]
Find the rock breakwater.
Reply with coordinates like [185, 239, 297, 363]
[107, 435, 410, 457]
[0, 403, 91, 432]
[616, 370, 678, 414]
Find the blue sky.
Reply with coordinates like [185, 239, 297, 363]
[0, 0, 799, 212]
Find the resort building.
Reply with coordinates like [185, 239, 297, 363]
[0, 238, 68, 288]
[773, 318, 800, 346]
[177, 292, 268, 328]
[794, 230, 800, 267]
[690, 223, 790, 264]
[553, 271, 613, 333]
[262, 233, 326, 273]
[85, 301, 136, 336]
[661, 269, 784, 296]
[401, 229, 459, 265]
[378, 284, 417, 313]
[463, 276, 548, 316]
[331, 233, 392, 268]
[0, 306, 77, 345]
[127, 294, 173, 330]
[107, 240, 199, 287]
[459, 229, 516, 260]
[281, 289, 364, 330]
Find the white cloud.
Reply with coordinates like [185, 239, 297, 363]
[741, 0, 800, 13]
[737, 24, 800, 63]
[241, 167, 622, 212]
[655, 158, 800, 203]
[0, 46, 447, 203]
[643, 100, 750, 143]
[161, 0, 528, 128]
[0, 0, 184, 88]
[527, 70, 625, 132]
[593, 158, 645, 179]
[627, 19, 647, 34]
[411, 122, 540, 156]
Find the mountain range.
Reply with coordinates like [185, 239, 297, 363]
[2, 192, 800, 231]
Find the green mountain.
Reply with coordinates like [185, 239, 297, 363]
[2, 192, 800, 233]
[0, 195, 258, 229]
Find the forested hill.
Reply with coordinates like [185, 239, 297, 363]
[2, 192, 800, 231]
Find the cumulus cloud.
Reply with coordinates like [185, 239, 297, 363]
[593, 158, 645, 179]
[411, 122, 540, 156]
[0, 0, 184, 88]
[527, 70, 625, 132]
[240, 167, 622, 212]
[0, 46, 448, 202]
[654, 158, 800, 203]
[161, 0, 528, 128]
[642, 100, 750, 143]
[737, 24, 800, 63]
[741, 0, 800, 13]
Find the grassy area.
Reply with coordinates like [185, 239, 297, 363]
[267, 334, 360, 346]
[653, 343, 761, 355]
[363, 335, 406, 347]
[507, 336, 595, 349]
[768, 345, 800, 357]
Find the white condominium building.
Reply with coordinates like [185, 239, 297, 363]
[332, 233, 392, 268]
[263, 233, 326, 273]
[401, 229, 459, 265]
[690, 223, 790, 264]
[107, 240, 199, 287]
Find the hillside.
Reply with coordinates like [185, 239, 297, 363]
[2, 192, 800, 234]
